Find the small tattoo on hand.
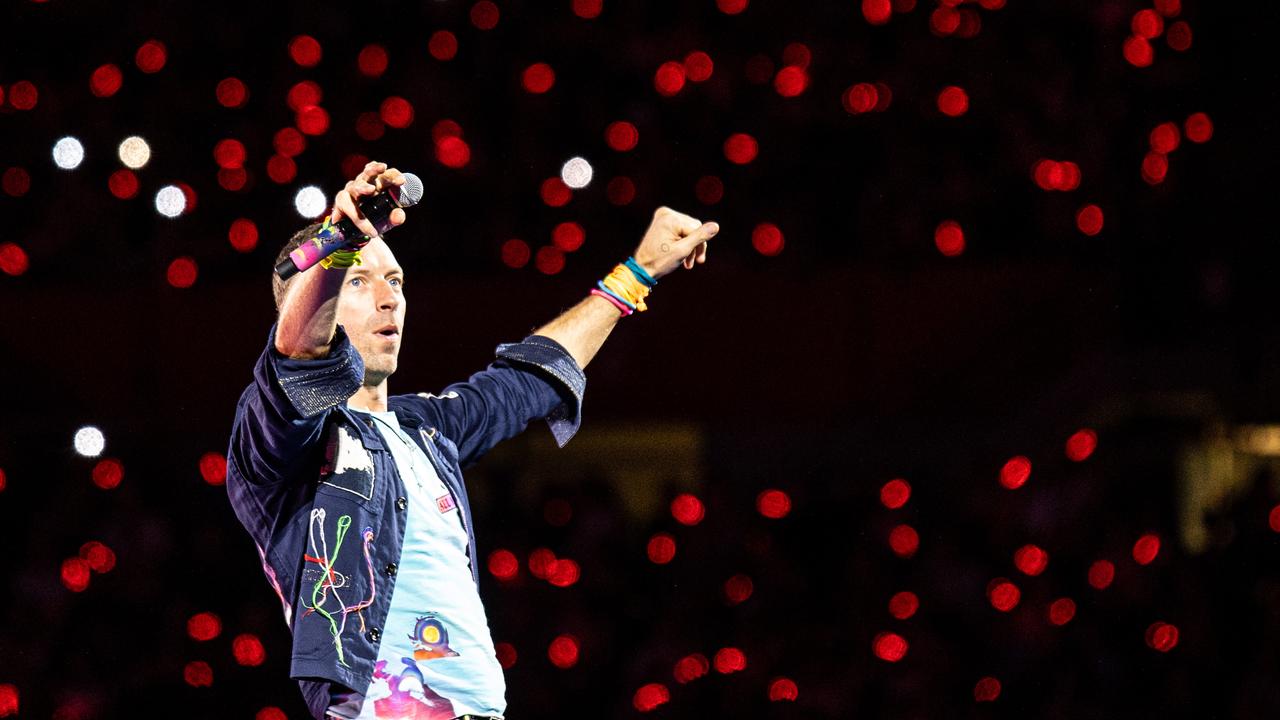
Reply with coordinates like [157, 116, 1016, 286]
[661, 243, 670, 252]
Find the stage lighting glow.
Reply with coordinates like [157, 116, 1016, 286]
[633, 684, 670, 712]
[294, 186, 327, 218]
[74, 426, 105, 457]
[118, 136, 151, 169]
[561, 157, 593, 189]
[52, 137, 85, 170]
[155, 185, 186, 217]
[548, 634, 579, 669]
[494, 642, 517, 669]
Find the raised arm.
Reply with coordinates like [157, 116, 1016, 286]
[533, 207, 720, 368]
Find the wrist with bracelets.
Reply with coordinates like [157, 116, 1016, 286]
[591, 256, 657, 317]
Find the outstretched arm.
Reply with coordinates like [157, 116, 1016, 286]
[533, 207, 720, 368]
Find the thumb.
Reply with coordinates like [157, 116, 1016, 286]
[679, 221, 720, 247]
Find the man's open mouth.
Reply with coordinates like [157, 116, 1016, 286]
[374, 325, 399, 339]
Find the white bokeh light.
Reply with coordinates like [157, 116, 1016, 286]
[155, 185, 186, 218]
[74, 426, 106, 457]
[52, 137, 85, 170]
[118, 136, 151, 169]
[295, 186, 327, 218]
[561, 156, 593, 189]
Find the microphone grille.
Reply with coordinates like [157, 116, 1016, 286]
[399, 173, 424, 208]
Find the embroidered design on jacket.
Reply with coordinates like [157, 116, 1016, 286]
[300, 508, 377, 666]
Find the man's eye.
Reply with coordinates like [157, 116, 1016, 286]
[389, 278, 402, 287]
[349, 277, 363, 287]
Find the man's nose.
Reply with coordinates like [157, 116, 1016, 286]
[375, 281, 400, 311]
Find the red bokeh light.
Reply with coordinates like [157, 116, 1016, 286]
[541, 178, 572, 207]
[61, 557, 91, 592]
[495, 642, 517, 668]
[90, 64, 123, 97]
[889, 524, 919, 558]
[934, 220, 965, 257]
[1269, 504, 1280, 533]
[606, 121, 639, 152]
[296, 105, 330, 135]
[547, 558, 580, 587]
[863, 0, 892, 25]
[752, 222, 785, 256]
[91, 458, 124, 490]
[256, 708, 287, 720]
[930, 6, 960, 36]
[135, 40, 167, 73]
[633, 683, 670, 713]
[647, 533, 677, 564]
[535, 245, 565, 275]
[273, 127, 305, 158]
[673, 653, 710, 684]
[956, 8, 982, 38]
[1142, 152, 1169, 185]
[888, 590, 919, 620]
[769, 677, 799, 702]
[432, 119, 463, 143]
[528, 548, 556, 579]
[714, 647, 747, 673]
[774, 66, 809, 97]
[0, 243, 29, 276]
[880, 478, 911, 509]
[1033, 159, 1062, 190]
[1048, 597, 1076, 626]
[218, 168, 248, 192]
[724, 574, 754, 604]
[696, 175, 724, 205]
[606, 176, 636, 206]
[233, 633, 266, 666]
[548, 634, 579, 668]
[717, 0, 748, 14]
[1133, 533, 1161, 565]
[1154, 0, 1181, 17]
[167, 257, 198, 289]
[974, 676, 1002, 702]
[357, 44, 388, 77]
[471, 0, 500, 30]
[1150, 122, 1181, 154]
[1167, 21, 1192, 51]
[873, 82, 894, 111]
[355, 112, 385, 141]
[214, 139, 246, 169]
[1145, 621, 1180, 652]
[937, 86, 969, 117]
[1013, 544, 1049, 576]
[1076, 204, 1104, 236]
[178, 182, 199, 214]
[724, 133, 759, 164]
[573, 0, 603, 19]
[436, 136, 471, 169]
[183, 660, 213, 687]
[199, 452, 227, 485]
[1065, 428, 1097, 461]
[1123, 35, 1154, 68]
[987, 578, 1021, 612]
[8, 81, 38, 110]
[488, 549, 519, 581]
[671, 493, 705, 525]
[552, 222, 586, 253]
[0, 468, 6, 493]
[0, 684, 16, 716]
[522, 63, 556, 94]
[873, 632, 908, 662]
[757, 488, 792, 518]
[216, 77, 248, 108]
[267, 154, 297, 184]
[501, 239, 531, 269]
[285, 82, 321, 113]
[1058, 161, 1081, 190]
[1132, 10, 1164, 39]
[1088, 559, 1116, 590]
[109, 169, 140, 200]
[1185, 112, 1213, 143]
[2, 167, 31, 197]
[289, 35, 322, 67]
[80, 541, 116, 574]
[654, 61, 687, 97]
[685, 51, 714, 82]
[429, 31, 458, 61]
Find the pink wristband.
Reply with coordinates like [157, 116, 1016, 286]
[590, 288, 633, 316]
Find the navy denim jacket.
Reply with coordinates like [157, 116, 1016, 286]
[225, 324, 584, 716]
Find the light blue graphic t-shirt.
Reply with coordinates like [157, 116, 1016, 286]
[328, 408, 506, 719]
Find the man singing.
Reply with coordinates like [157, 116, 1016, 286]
[225, 161, 719, 719]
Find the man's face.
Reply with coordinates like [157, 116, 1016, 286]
[334, 237, 406, 386]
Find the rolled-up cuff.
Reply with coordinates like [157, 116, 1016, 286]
[270, 324, 365, 418]
[494, 335, 586, 446]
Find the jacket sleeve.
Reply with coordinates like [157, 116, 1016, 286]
[399, 334, 586, 468]
[227, 323, 365, 487]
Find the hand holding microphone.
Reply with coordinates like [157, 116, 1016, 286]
[275, 161, 424, 279]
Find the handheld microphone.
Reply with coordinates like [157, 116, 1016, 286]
[274, 172, 424, 280]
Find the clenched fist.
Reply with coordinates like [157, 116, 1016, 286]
[632, 207, 720, 280]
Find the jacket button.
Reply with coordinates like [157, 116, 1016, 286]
[385, 562, 398, 576]
[367, 627, 381, 643]
[396, 496, 408, 511]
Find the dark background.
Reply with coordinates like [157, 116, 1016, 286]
[2, 0, 1279, 717]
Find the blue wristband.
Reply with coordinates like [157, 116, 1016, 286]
[624, 257, 657, 288]
[596, 280, 636, 310]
